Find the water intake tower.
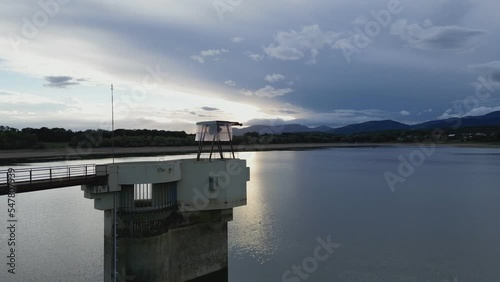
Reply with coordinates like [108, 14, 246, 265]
[81, 121, 249, 282]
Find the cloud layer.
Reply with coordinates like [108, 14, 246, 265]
[0, 0, 499, 130]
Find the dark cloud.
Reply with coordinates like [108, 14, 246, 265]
[492, 71, 500, 82]
[201, 106, 220, 111]
[424, 27, 485, 50]
[429, 0, 474, 26]
[43, 76, 82, 88]
[469, 61, 500, 83]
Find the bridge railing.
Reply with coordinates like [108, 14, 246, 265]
[0, 164, 98, 186]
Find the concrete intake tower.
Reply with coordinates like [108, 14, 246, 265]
[82, 121, 249, 281]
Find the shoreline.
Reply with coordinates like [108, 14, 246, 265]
[0, 142, 499, 164]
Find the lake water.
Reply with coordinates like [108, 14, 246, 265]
[1, 147, 500, 282]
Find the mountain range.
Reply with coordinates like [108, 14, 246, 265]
[233, 111, 500, 136]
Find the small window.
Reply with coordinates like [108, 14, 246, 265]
[134, 183, 152, 208]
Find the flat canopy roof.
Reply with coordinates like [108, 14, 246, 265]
[196, 120, 242, 126]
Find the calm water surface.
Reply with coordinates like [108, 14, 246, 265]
[1, 147, 500, 281]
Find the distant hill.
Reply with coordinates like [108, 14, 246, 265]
[330, 120, 410, 134]
[412, 111, 500, 130]
[233, 111, 500, 135]
[312, 125, 333, 132]
[233, 124, 337, 136]
[233, 124, 316, 136]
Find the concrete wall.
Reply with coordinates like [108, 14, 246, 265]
[177, 159, 249, 211]
[104, 161, 182, 192]
[88, 159, 249, 211]
[111, 211, 230, 282]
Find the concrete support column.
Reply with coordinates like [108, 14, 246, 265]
[104, 209, 115, 282]
[106, 210, 231, 282]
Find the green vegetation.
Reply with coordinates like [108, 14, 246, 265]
[1, 125, 500, 150]
[233, 126, 500, 145]
[0, 126, 39, 149]
[0, 126, 195, 150]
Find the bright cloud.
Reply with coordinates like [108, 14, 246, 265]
[232, 37, 244, 43]
[244, 51, 264, 61]
[191, 49, 229, 63]
[242, 86, 294, 98]
[264, 25, 341, 64]
[265, 74, 285, 83]
[224, 80, 236, 86]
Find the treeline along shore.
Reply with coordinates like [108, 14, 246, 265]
[0, 125, 499, 163]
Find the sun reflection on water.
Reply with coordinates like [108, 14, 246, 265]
[229, 152, 283, 264]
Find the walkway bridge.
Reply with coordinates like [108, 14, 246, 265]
[0, 164, 107, 195]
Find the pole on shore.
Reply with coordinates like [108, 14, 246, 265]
[111, 83, 115, 164]
[111, 83, 117, 282]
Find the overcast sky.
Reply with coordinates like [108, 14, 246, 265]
[1, 0, 500, 132]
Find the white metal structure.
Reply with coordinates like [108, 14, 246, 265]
[195, 121, 242, 161]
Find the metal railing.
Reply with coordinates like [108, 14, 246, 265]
[0, 164, 98, 186]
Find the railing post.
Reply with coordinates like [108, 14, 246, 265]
[30, 170, 32, 185]
[68, 167, 71, 179]
[85, 165, 88, 178]
[49, 168, 52, 182]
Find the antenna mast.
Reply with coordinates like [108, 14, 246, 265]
[111, 83, 117, 282]
[111, 83, 115, 164]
